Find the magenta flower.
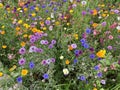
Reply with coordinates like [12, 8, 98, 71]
[19, 47, 26, 55]
[19, 58, 26, 65]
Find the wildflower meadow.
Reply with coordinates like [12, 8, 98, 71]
[0, 0, 120, 90]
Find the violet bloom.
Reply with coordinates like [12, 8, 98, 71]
[41, 60, 47, 65]
[51, 40, 56, 44]
[46, 59, 51, 64]
[19, 47, 26, 55]
[48, 44, 54, 49]
[50, 58, 56, 63]
[101, 22, 106, 26]
[19, 58, 26, 65]
[44, 40, 49, 45]
[36, 48, 43, 53]
[30, 37, 36, 43]
[71, 44, 77, 49]
[40, 40, 45, 44]
[45, 20, 51, 25]
[114, 9, 119, 14]
[29, 46, 37, 52]
[82, 11, 87, 16]
[107, 45, 113, 50]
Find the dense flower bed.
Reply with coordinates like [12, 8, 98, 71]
[0, 0, 120, 90]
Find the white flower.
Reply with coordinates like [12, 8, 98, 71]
[117, 17, 120, 21]
[63, 68, 69, 75]
[81, 1, 87, 6]
[60, 56, 64, 60]
[116, 25, 120, 30]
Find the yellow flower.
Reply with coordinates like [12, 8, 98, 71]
[21, 69, 28, 76]
[96, 49, 106, 58]
[24, 8, 28, 12]
[47, 17, 51, 20]
[35, 7, 39, 11]
[20, 42, 26, 47]
[43, 27, 47, 30]
[69, 9, 73, 13]
[67, 23, 70, 26]
[16, 27, 20, 31]
[9, 65, 17, 72]
[2, 45, 7, 49]
[0, 72, 3, 77]
[0, 3, 3, 8]
[23, 34, 28, 38]
[55, 21, 60, 25]
[18, 20, 23, 24]
[1, 30, 5, 35]
[31, 13, 36, 17]
[1, 25, 5, 28]
[93, 88, 97, 90]
[65, 60, 70, 65]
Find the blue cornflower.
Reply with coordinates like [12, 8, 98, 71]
[16, 76, 22, 83]
[74, 59, 78, 64]
[43, 73, 49, 79]
[97, 72, 102, 78]
[63, 0, 67, 2]
[29, 61, 35, 69]
[86, 28, 91, 34]
[80, 38, 86, 43]
[42, 5, 46, 8]
[74, 50, 79, 54]
[30, 6, 35, 11]
[89, 54, 95, 59]
[78, 75, 86, 81]
[53, 7, 57, 11]
[83, 43, 89, 49]
[94, 65, 99, 70]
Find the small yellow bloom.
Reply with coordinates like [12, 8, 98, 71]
[21, 69, 28, 76]
[96, 49, 106, 58]
[69, 9, 73, 13]
[47, 17, 51, 20]
[9, 65, 17, 72]
[23, 34, 28, 38]
[92, 23, 98, 28]
[67, 23, 70, 26]
[24, 8, 28, 12]
[55, 21, 60, 25]
[20, 42, 26, 47]
[31, 13, 36, 17]
[2, 45, 7, 49]
[18, 20, 23, 24]
[0, 3, 3, 8]
[65, 60, 70, 65]
[1, 25, 5, 28]
[43, 27, 47, 30]
[93, 88, 97, 90]
[35, 7, 39, 11]
[0, 72, 3, 77]
[16, 27, 20, 31]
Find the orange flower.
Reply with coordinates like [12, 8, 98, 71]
[92, 9, 98, 15]
[65, 60, 70, 65]
[92, 23, 98, 28]
[1, 31, 5, 35]
[96, 49, 106, 58]
[16, 27, 20, 31]
[68, 45, 73, 50]
[20, 42, 26, 47]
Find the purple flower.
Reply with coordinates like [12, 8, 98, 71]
[16, 76, 22, 83]
[107, 45, 113, 50]
[36, 48, 43, 53]
[89, 54, 95, 59]
[101, 22, 106, 26]
[51, 40, 56, 44]
[82, 11, 87, 16]
[43, 73, 49, 79]
[78, 75, 86, 81]
[94, 65, 99, 70]
[86, 28, 91, 34]
[83, 43, 89, 48]
[46, 59, 51, 64]
[29, 46, 37, 52]
[71, 44, 77, 49]
[74, 50, 79, 54]
[45, 20, 51, 25]
[74, 59, 78, 64]
[101, 80, 106, 84]
[19, 47, 26, 55]
[44, 40, 49, 45]
[80, 38, 86, 43]
[114, 9, 119, 14]
[40, 40, 45, 44]
[41, 60, 47, 65]
[30, 37, 36, 43]
[48, 44, 54, 49]
[42, 5, 46, 8]
[29, 61, 35, 69]
[51, 58, 56, 63]
[19, 58, 26, 65]
[97, 72, 102, 78]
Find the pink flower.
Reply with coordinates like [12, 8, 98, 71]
[108, 35, 113, 40]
